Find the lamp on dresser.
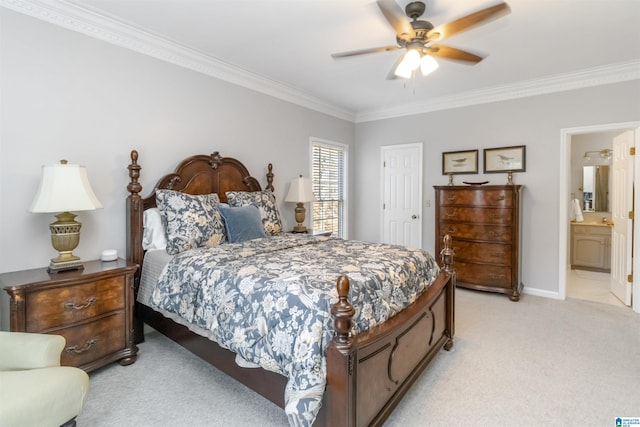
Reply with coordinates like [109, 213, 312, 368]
[30, 160, 102, 273]
[285, 175, 317, 233]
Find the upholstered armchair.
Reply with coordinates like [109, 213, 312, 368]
[0, 331, 89, 427]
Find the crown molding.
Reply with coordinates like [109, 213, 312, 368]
[0, 0, 356, 122]
[355, 60, 640, 123]
[3, 0, 639, 125]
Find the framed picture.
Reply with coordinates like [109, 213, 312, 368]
[442, 150, 479, 175]
[484, 145, 526, 173]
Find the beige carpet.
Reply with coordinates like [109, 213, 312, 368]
[77, 289, 640, 426]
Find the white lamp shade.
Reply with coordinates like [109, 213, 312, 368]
[285, 176, 317, 203]
[30, 162, 103, 213]
[420, 55, 439, 76]
[394, 60, 413, 79]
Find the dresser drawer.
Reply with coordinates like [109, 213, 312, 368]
[455, 261, 512, 289]
[440, 189, 512, 207]
[440, 222, 513, 243]
[439, 207, 512, 225]
[25, 276, 125, 332]
[448, 240, 511, 265]
[58, 312, 126, 367]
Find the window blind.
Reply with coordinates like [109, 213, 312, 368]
[311, 143, 345, 237]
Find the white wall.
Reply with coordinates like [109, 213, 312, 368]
[0, 8, 355, 277]
[352, 82, 640, 296]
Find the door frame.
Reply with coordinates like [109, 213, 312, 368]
[559, 121, 640, 313]
[380, 142, 423, 248]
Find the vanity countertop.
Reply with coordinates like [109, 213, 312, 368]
[571, 221, 613, 227]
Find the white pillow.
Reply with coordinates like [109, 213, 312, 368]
[143, 208, 167, 251]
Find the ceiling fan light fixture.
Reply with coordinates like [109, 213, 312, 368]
[394, 61, 414, 79]
[394, 49, 421, 78]
[420, 54, 439, 76]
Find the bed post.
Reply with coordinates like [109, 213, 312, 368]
[126, 150, 145, 344]
[266, 163, 274, 192]
[325, 275, 356, 427]
[440, 234, 455, 349]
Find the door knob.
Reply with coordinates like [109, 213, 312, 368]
[412, 214, 418, 219]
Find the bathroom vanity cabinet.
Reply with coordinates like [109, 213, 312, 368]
[571, 223, 611, 272]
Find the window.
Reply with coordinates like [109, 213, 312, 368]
[310, 139, 347, 238]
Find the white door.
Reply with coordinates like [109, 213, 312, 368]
[611, 130, 634, 306]
[381, 143, 423, 248]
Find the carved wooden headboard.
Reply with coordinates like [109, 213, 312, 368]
[126, 149, 274, 282]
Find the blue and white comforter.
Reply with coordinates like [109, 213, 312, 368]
[150, 234, 439, 426]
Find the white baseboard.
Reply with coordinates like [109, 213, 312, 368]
[522, 286, 561, 300]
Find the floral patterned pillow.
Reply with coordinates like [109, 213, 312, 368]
[156, 190, 226, 255]
[225, 190, 283, 235]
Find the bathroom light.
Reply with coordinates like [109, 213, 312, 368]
[583, 149, 612, 162]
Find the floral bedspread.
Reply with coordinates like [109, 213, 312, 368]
[150, 234, 440, 427]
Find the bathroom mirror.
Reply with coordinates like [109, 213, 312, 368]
[583, 165, 609, 212]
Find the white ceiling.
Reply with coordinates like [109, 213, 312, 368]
[6, 0, 640, 121]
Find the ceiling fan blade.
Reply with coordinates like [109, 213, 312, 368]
[426, 45, 483, 64]
[331, 45, 400, 58]
[376, 0, 416, 41]
[426, 2, 511, 42]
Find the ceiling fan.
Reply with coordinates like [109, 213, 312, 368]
[331, 0, 511, 79]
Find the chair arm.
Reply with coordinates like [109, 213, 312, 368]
[0, 331, 65, 371]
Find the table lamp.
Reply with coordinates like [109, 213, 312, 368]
[285, 175, 317, 233]
[30, 160, 102, 273]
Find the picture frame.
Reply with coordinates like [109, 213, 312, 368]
[484, 145, 526, 173]
[442, 149, 479, 175]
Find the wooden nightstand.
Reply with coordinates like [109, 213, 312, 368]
[1, 259, 138, 372]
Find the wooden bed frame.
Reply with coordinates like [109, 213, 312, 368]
[126, 150, 455, 427]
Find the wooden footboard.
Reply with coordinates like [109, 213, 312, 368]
[323, 238, 455, 427]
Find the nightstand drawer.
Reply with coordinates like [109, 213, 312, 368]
[25, 275, 126, 332]
[58, 313, 126, 367]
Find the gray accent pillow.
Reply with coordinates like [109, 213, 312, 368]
[225, 190, 283, 235]
[218, 204, 267, 243]
[156, 190, 226, 255]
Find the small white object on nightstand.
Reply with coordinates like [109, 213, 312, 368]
[101, 249, 117, 262]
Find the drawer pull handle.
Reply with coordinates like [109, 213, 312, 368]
[446, 212, 457, 218]
[489, 273, 505, 279]
[492, 196, 506, 201]
[490, 232, 503, 237]
[447, 228, 457, 234]
[489, 214, 504, 220]
[65, 296, 96, 311]
[447, 195, 457, 201]
[66, 338, 97, 354]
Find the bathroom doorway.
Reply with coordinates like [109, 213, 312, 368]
[559, 121, 640, 313]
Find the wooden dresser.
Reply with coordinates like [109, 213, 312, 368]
[1, 259, 138, 372]
[434, 185, 523, 301]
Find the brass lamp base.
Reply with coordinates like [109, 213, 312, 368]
[48, 256, 84, 273]
[47, 211, 84, 273]
[293, 202, 308, 233]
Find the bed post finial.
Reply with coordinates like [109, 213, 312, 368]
[210, 151, 222, 170]
[127, 150, 142, 195]
[440, 234, 454, 273]
[332, 275, 355, 350]
[266, 163, 274, 192]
